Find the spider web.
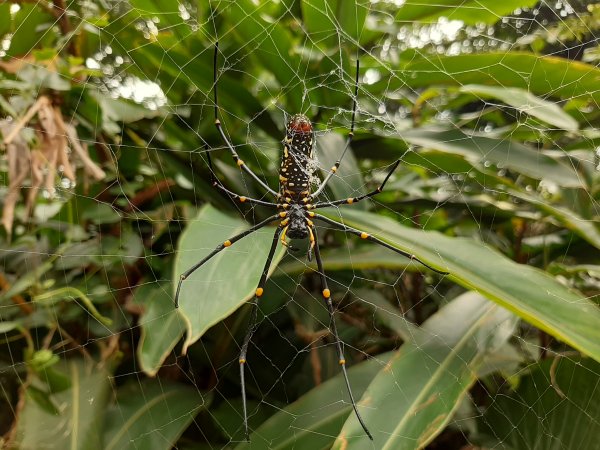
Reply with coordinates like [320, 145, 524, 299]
[1, 1, 599, 449]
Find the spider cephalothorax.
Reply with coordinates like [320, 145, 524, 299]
[175, 42, 448, 442]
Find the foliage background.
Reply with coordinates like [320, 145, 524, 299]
[0, 0, 599, 448]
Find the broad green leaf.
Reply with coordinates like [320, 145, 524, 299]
[395, 0, 539, 25]
[376, 52, 600, 106]
[0, 321, 18, 333]
[353, 288, 423, 343]
[226, 0, 304, 111]
[302, 0, 369, 48]
[134, 283, 186, 376]
[460, 84, 579, 131]
[235, 352, 395, 449]
[7, 5, 54, 57]
[319, 208, 600, 361]
[337, 0, 370, 44]
[92, 92, 166, 124]
[509, 189, 600, 250]
[333, 292, 516, 448]
[280, 245, 414, 274]
[13, 358, 113, 450]
[402, 127, 583, 187]
[175, 205, 286, 352]
[477, 356, 600, 449]
[103, 381, 209, 450]
[0, 4, 10, 37]
[0, 259, 54, 303]
[302, 0, 342, 50]
[316, 133, 367, 210]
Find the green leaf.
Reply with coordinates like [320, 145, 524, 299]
[302, 0, 341, 50]
[377, 52, 600, 106]
[235, 352, 395, 449]
[0, 321, 19, 333]
[7, 5, 54, 57]
[134, 283, 186, 376]
[0, 4, 12, 37]
[402, 127, 583, 187]
[509, 189, 600, 250]
[302, 0, 369, 48]
[280, 245, 415, 274]
[319, 208, 600, 361]
[226, 0, 304, 111]
[316, 133, 367, 210]
[333, 292, 516, 448]
[395, 0, 539, 25]
[13, 358, 113, 450]
[103, 381, 210, 450]
[175, 205, 286, 352]
[477, 356, 600, 449]
[460, 84, 579, 131]
[92, 92, 166, 124]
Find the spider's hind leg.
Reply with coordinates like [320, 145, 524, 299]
[310, 225, 373, 440]
[239, 226, 282, 441]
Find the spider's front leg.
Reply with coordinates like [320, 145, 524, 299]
[313, 214, 449, 275]
[213, 42, 279, 198]
[206, 152, 278, 208]
[174, 214, 280, 308]
[312, 160, 401, 209]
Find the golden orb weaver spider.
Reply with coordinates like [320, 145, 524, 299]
[174, 42, 449, 441]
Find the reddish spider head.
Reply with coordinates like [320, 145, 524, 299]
[287, 114, 313, 134]
[285, 114, 314, 156]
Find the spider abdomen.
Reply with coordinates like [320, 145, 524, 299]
[280, 114, 314, 197]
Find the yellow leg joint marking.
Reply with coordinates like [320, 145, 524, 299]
[279, 211, 287, 218]
[302, 197, 310, 203]
[223, 240, 232, 247]
[237, 159, 245, 167]
[322, 289, 331, 299]
[280, 218, 289, 226]
[306, 219, 314, 227]
[239, 358, 246, 364]
[215, 119, 221, 125]
[347, 198, 354, 204]
[308, 211, 315, 217]
[331, 166, 337, 173]
[348, 131, 354, 137]
[280, 226, 289, 246]
[256, 287, 264, 297]
[339, 359, 346, 365]
[360, 232, 369, 239]
[239, 196, 247, 203]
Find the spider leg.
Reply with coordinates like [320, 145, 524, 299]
[313, 214, 449, 275]
[310, 225, 373, 440]
[213, 42, 279, 198]
[311, 59, 360, 200]
[174, 214, 280, 308]
[239, 226, 282, 441]
[313, 160, 400, 209]
[206, 152, 278, 208]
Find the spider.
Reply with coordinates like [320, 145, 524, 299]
[174, 42, 449, 441]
